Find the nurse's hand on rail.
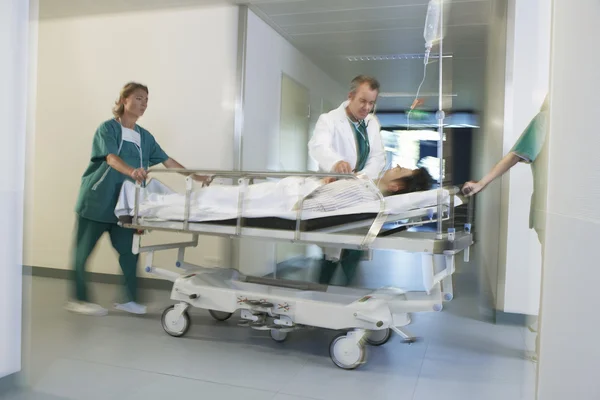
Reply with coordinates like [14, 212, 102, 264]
[130, 168, 148, 183]
[332, 161, 352, 174]
[462, 181, 483, 196]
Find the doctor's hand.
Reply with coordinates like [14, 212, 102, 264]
[332, 161, 352, 174]
[462, 181, 484, 196]
[130, 168, 148, 183]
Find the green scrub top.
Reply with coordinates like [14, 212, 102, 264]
[510, 110, 549, 235]
[350, 120, 370, 173]
[75, 118, 169, 224]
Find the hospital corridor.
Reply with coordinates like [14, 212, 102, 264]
[1, 0, 598, 400]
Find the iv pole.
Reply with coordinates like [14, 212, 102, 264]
[435, 1, 445, 239]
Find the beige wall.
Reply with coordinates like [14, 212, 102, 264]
[25, 5, 239, 278]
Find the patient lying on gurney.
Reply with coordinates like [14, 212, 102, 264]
[116, 166, 436, 221]
[299, 166, 433, 212]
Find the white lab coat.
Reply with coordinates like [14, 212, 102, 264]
[308, 101, 386, 261]
[308, 100, 386, 181]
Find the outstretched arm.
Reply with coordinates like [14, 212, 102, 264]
[464, 109, 548, 196]
[163, 158, 208, 182]
[462, 152, 521, 196]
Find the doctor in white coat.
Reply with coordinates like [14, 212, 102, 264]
[308, 75, 386, 286]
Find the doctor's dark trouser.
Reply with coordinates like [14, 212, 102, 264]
[318, 249, 363, 286]
[72, 216, 138, 303]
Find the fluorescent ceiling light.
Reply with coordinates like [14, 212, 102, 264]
[379, 92, 457, 97]
[344, 53, 453, 62]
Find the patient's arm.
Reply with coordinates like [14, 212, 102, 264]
[462, 152, 521, 196]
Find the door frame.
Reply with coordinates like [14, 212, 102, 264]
[278, 72, 311, 171]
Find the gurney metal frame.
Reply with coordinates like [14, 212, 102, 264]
[118, 169, 474, 370]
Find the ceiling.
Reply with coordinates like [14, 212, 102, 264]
[39, 0, 491, 110]
[250, 0, 490, 66]
[249, 0, 491, 109]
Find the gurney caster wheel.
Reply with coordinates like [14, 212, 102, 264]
[161, 305, 191, 338]
[209, 310, 233, 322]
[329, 333, 366, 370]
[366, 328, 391, 346]
[270, 329, 288, 343]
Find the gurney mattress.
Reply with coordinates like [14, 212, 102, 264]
[115, 178, 461, 230]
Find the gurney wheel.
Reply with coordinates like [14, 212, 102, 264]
[329, 333, 366, 370]
[161, 306, 191, 338]
[365, 328, 391, 346]
[269, 329, 288, 343]
[209, 310, 233, 322]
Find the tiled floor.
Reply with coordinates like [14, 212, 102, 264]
[7, 256, 536, 400]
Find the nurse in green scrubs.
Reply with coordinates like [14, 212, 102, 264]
[462, 95, 549, 241]
[462, 94, 549, 363]
[65, 82, 205, 316]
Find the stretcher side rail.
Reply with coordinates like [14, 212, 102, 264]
[126, 220, 472, 254]
[133, 168, 387, 248]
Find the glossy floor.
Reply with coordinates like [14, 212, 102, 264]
[7, 259, 537, 400]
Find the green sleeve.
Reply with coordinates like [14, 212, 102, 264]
[510, 111, 548, 164]
[147, 134, 169, 167]
[90, 122, 119, 163]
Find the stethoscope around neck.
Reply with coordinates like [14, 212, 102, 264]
[347, 117, 371, 173]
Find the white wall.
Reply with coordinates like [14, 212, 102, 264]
[499, 0, 551, 315]
[0, 0, 31, 379]
[27, 6, 239, 278]
[238, 10, 346, 276]
[242, 10, 346, 172]
[537, 1, 600, 397]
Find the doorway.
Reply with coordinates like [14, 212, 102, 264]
[275, 73, 310, 266]
[278, 73, 310, 172]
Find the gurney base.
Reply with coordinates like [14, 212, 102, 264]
[153, 266, 441, 370]
[390, 326, 418, 344]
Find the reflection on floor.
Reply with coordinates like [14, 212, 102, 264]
[8, 255, 536, 400]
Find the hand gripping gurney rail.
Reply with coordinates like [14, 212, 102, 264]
[116, 169, 474, 370]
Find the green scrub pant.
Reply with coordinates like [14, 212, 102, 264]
[318, 249, 363, 286]
[72, 216, 138, 303]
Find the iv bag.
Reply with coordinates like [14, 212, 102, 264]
[424, 0, 442, 49]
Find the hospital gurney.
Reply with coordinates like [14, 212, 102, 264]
[117, 169, 474, 370]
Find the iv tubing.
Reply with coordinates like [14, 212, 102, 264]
[406, 61, 428, 130]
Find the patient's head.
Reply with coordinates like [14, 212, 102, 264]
[381, 166, 433, 195]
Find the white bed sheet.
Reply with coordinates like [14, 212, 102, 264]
[115, 178, 462, 222]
